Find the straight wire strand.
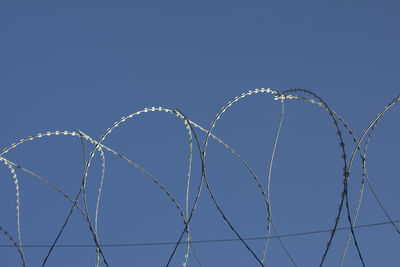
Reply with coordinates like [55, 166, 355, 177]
[1, 219, 398, 248]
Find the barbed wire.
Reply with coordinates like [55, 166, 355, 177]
[0, 88, 399, 266]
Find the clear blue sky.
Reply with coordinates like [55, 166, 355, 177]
[1, 1, 399, 266]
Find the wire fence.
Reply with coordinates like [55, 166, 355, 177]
[0, 88, 399, 266]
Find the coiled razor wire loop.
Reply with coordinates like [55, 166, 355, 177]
[0, 89, 399, 266]
[339, 94, 400, 266]
[201, 89, 297, 266]
[281, 89, 365, 266]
